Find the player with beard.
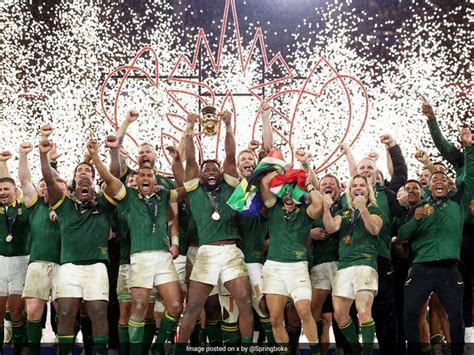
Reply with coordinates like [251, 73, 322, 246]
[17, 141, 69, 355]
[391, 180, 430, 353]
[115, 109, 176, 190]
[114, 154, 186, 355]
[309, 174, 349, 354]
[39, 139, 125, 355]
[323, 175, 383, 355]
[177, 111, 254, 351]
[258, 159, 323, 354]
[218, 104, 275, 346]
[105, 136, 157, 355]
[0, 151, 30, 355]
[342, 134, 407, 355]
[394, 181, 452, 354]
[392, 180, 451, 354]
[399, 127, 474, 355]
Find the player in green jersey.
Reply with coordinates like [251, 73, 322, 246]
[0, 151, 30, 355]
[177, 111, 254, 350]
[17, 140, 69, 355]
[218, 104, 274, 346]
[323, 175, 383, 355]
[258, 163, 323, 353]
[115, 164, 186, 355]
[39, 138, 125, 355]
[341, 134, 407, 355]
[309, 174, 342, 353]
[399, 128, 474, 355]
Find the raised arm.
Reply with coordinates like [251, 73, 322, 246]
[460, 127, 474, 205]
[0, 151, 12, 179]
[47, 143, 62, 172]
[415, 148, 438, 175]
[385, 150, 394, 177]
[380, 134, 407, 193]
[296, 148, 319, 189]
[306, 183, 323, 219]
[184, 113, 200, 182]
[422, 100, 463, 169]
[39, 124, 62, 171]
[39, 141, 64, 206]
[86, 139, 124, 197]
[177, 131, 186, 163]
[322, 194, 341, 234]
[340, 143, 357, 177]
[259, 103, 273, 152]
[220, 111, 239, 178]
[105, 136, 121, 179]
[167, 145, 184, 188]
[116, 109, 139, 145]
[18, 143, 38, 206]
[259, 171, 278, 208]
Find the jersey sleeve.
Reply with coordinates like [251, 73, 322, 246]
[184, 178, 199, 193]
[25, 194, 39, 209]
[223, 173, 239, 188]
[51, 194, 68, 211]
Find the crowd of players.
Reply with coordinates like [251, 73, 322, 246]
[0, 100, 472, 355]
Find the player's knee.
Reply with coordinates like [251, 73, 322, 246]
[167, 300, 183, 318]
[333, 309, 347, 325]
[297, 306, 313, 322]
[57, 305, 74, 320]
[233, 290, 252, 311]
[357, 309, 371, 323]
[27, 307, 43, 321]
[93, 304, 108, 320]
[132, 298, 148, 314]
[269, 313, 285, 328]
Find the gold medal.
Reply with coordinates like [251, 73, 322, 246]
[343, 235, 352, 245]
[211, 211, 221, 221]
[5, 234, 13, 243]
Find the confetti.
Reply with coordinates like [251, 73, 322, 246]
[0, 0, 470, 185]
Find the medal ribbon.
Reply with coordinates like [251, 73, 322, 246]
[143, 196, 159, 235]
[345, 208, 360, 239]
[205, 186, 221, 217]
[5, 203, 19, 239]
[427, 196, 448, 209]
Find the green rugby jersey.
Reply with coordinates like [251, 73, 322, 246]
[116, 187, 174, 254]
[341, 187, 393, 260]
[113, 211, 131, 265]
[27, 196, 61, 263]
[311, 218, 339, 266]
[52, 194, 116, 264]
[0, 200, 30, 256]
[399, 146, 474, 262]
[237, 214, 268, 264]
[336, 205, 382, 271]
[184, 178, 240, 245]
[267, 202, 314, 263]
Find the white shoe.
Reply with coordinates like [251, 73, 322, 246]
[4, 320, 12, 344]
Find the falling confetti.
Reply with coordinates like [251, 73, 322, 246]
[0, 0, 471, 185]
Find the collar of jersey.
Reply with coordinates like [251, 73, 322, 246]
[138, 192, 157, 200]
[2, 200, 18, 208]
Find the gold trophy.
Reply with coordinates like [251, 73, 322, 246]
[201, 106, 219, 136]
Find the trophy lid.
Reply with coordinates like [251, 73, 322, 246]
[201, 106, 217, 115]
